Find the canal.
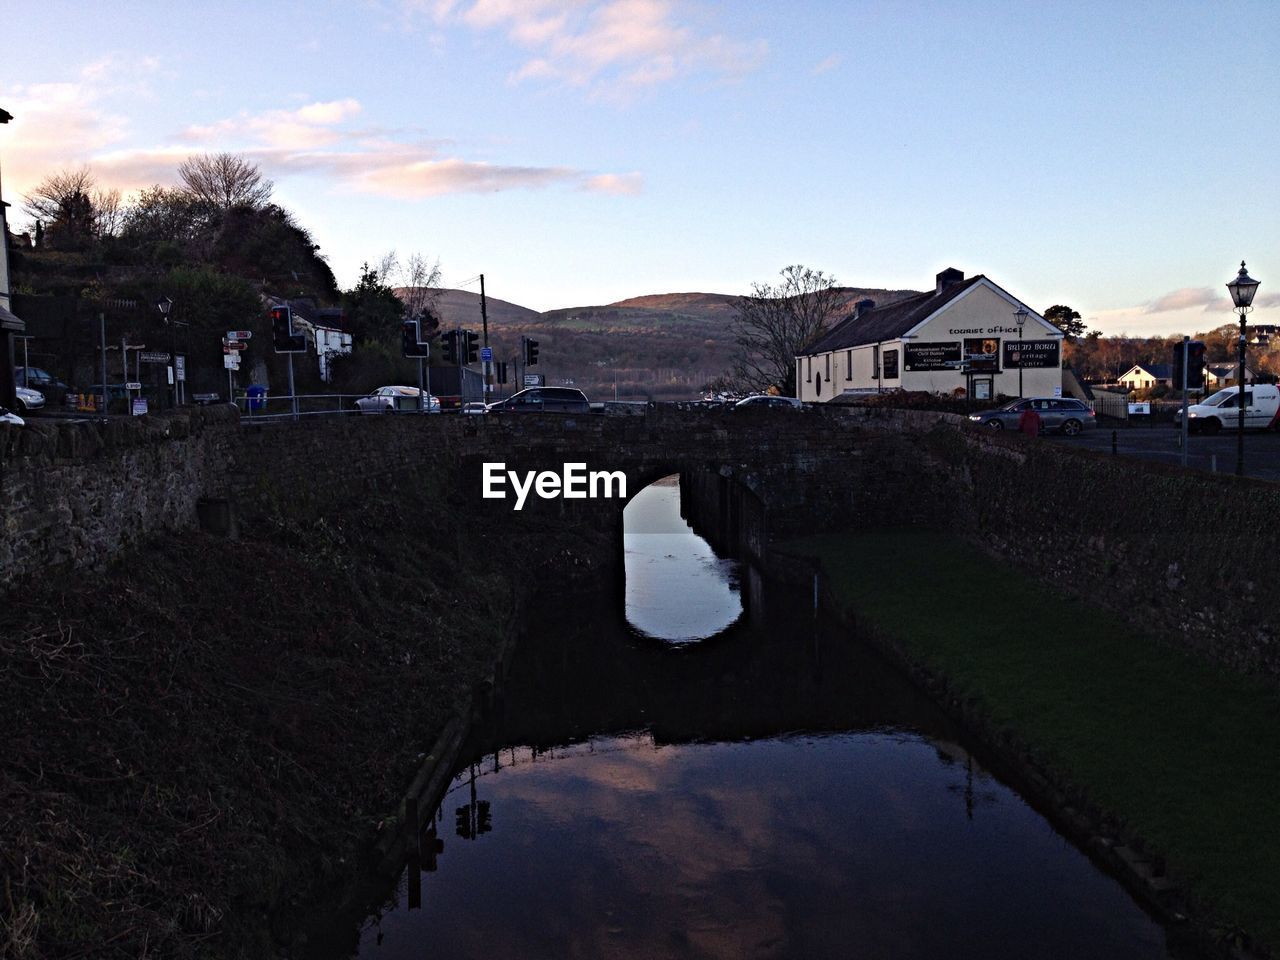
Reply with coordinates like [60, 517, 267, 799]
[326, 477, 1178, 959]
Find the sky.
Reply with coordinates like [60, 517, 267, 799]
[1, 0, 1278, 336]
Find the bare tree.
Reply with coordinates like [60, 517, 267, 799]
[93, 187, 123, 237]
[383, 251, 443, 331]
[22, 166, 96, 224]
[178, 153, 273, 210]
[21, 166, 121, 249]
[729, 264, 845, 395]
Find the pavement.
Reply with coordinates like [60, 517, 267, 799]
[1046, 420, 1280, 482]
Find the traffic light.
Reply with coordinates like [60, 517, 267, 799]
[401, 319, 431, 359]
[476, 800, 492, 835]
[524, 337, 539, 366]
[441, 330, 459, 365]
[464, 330, 479, 364]
[1172, 339, 1207, 391]
[455, 805, 472, 839]
[270, 305, 306, 353]
[496, 361, 508, 385]
[1187, 340, 1206, 390]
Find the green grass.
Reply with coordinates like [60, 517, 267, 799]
[783, 529, 1280, 951]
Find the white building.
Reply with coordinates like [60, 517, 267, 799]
[796, 268, 1063, 403]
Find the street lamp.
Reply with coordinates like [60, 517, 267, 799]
[1226, 262, 1259, 477]
[157, 296, 177, 410]
[1013, 306, 1029, 399]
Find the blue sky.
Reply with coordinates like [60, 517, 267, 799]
[2, 0, 1278, 335]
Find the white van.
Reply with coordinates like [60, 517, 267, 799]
[1180, 384, 1280, 433]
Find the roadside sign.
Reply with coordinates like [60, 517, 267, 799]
[124, 381, 142, 391]
[226, 330, 253, 341]
[131, 397, 148, 416]
[222, 339, 247, 350]
[480, 346, 493, 362]
[523, 373, 545, 387]
[140, 350, 169, 364]
[223, 354, 240, 369]
[175, 355, 186, 382]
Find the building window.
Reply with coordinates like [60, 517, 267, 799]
[845, 350, 852, 381]
[883, 349, 899, 379]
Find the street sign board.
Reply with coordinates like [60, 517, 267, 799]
[223, 354, 240, 369]
[124, 382, 142, 391]
[523, 373, 545, 387]
[226, 330, 253, 341]
[480, 346, 493, 362]
[175, 355, 186, 381]
[140, 351, 170, 364]
[222, 339, 247, 350]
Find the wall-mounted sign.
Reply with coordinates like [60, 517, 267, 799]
[882, 349, 899, 380]
[904, 341, 962, 371]
[140, 351, 170, 364]
[175, 355, 186, 382]
[964, 337, 1001, 373]
[1002, 339, 1060, 369]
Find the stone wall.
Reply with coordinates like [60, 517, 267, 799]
[0, 407, 239, 589]
[6, 402, 1278, 680]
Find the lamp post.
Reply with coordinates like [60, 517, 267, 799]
[157, 296, 177, 410]
[1226, 262, 1259, 477]
[1013, 306, 1029, 398]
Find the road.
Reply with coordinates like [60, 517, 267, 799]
[1047, 422, 1280, 482]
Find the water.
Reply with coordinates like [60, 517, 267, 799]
[336, 479, 1175, 960]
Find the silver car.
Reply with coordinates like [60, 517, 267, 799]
[355, 385, 440, 414]
[968, 397, 1097, 435]
[15, 386, 44, 411]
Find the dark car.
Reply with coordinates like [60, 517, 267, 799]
[15, 366, 71, 397]
[732, 394, 803, 410]
[487, 387, 591, 414]
[967, 397, 1097, 435]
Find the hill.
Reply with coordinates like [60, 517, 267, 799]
[406, 285, 919, 400]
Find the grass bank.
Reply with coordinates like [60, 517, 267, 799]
[782, 529, 1280, 956]
[0, 468, 610, 958]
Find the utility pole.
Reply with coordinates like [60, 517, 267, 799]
[480, 274, 491, 400]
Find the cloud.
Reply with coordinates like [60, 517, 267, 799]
[812, 53, 841, 75]
[3, 71, 636, 204]
[1142, 287, 1222, 313]
[419, 0, 767, 94]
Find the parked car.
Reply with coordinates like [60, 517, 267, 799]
[355, 385, 441, 414]
[486, 387, 591, 414]
[967, 397, 1097, 435]
[733, 394, 804, 410]
[1174, 384, 1280, 433]
[15, 385, 44, 412]
[14, 366, 71, 403]
[461, 401, 489, 415]
[0, 406, 23, 427]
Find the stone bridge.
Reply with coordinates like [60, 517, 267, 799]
[8, 402, 1280, 680]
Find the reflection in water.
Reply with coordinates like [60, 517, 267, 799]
[336, 577, 1176, 960]
[623, 476, 742, 642]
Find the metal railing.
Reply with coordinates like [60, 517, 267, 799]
[235, 392, 443, 420]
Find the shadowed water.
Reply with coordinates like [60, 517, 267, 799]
[331, 479, 1176, 960]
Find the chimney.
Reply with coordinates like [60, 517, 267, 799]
[935, 267, 964, 295]
[854, 298, 875, 319]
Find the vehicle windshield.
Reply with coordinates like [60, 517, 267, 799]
[1201, 390, 1237, 407]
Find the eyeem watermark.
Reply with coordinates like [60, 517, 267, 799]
[482, 462, 627, 511]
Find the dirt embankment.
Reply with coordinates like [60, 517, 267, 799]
[0, 474, 610, 958]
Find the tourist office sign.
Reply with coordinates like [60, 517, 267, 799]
[904, 341, 963, 371]
[1002, 339, 1060, 369]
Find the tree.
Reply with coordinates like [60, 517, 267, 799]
[390, 253, 443, 334]
[342, 261, 406, 344]
[178, 153, 273, 210]
[1044, 304, 1087, 341]
[729, 264, 844, 395]
[22, 166, 119, 249]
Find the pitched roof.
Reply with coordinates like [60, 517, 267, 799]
[1124, 363, 1171, 379]
[800, 275, 985, 355]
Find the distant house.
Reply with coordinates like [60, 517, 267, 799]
[1117, 364, 1172, 391]
[1205, 363, 1254, 389]
[1248, 324, 1278, 347]
[269, 298, 353, 383]
[795, 267, 1062, 403]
